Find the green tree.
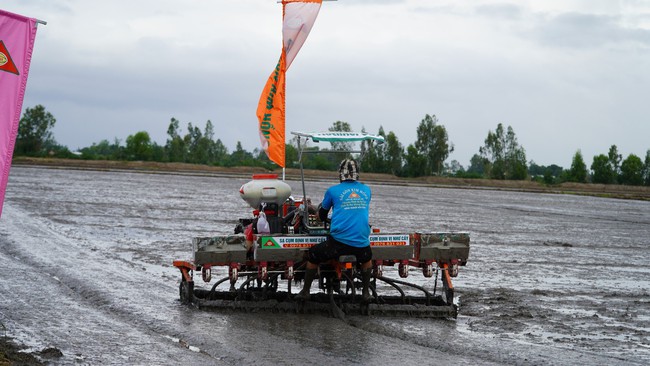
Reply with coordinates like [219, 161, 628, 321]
[608, 145, 622, 184]
[479, 123, 527, 180]
[169, 119, 229, 165]
[505, 126, 527, 180]
[80, 139, 123, 160]
[125, 131, 153, 161]
[165, 118, 186, 162]
[212, 138, 228, 165]
[567, 150, 588, 183]
[403, 144, 427, 177]
[112, 138, 127, 160]
[548, 165, 564, 180]
[252, 148, 275, 169]
[528, 161, 545, 177]
[528, 161, 560, 179]
[285, 143, 299, 168]
[480, 125, 505, 179]
[414, 114, 454, 176]
[195, 120, 215, 164]
[542, 170, 555, 185]
[192, 121, 217, 165]
[591, 154, 615, 184]
[384, 131, 403, 176]
[16, 105, 57, 155]
[620, 154, 644, 185]
[447, 160, 464, 175]
[305, 152, 333, 170]
[228, 141, 254, 167]
[360, 126, 389, 174]
[374, 126, 388, 173]
[529, 161, 563, 184]
[360, 126, 377, 172]
[358, 127, 403, 176]
[203, 120, 229, 165]
[289, 135, 333, 171]
[644, 150, 650, 186]
[467, 154, 487, 176]
[150, 142, 165, 162]
[184, 122, 203, 163]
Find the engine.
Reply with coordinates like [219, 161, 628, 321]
[238, 174, 292, 234]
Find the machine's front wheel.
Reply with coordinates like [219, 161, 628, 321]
[179, 279, 194, 305]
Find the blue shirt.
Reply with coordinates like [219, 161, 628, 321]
[321, 180, 371, 247]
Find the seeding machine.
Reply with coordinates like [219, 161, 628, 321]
[173, 132, 470, 318]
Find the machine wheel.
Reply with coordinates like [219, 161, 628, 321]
[229, 267, 239, 284]
[398, 263, 409, 278]
[202, 266, 212, 282]
[259, 266, 268, 281]
[423, 263, 434, 278]
[180, 279, 194, 305]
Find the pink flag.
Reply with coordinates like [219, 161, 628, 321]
[283, 0, 322, 70]
[0, 10, 39, 217]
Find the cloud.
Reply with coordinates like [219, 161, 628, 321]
[530, 12, 650, 48]
[475, 3, 522, 20]
[6, 0, 650, 168]
[341, 0, 405, 5]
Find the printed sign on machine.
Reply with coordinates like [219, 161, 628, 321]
[259, 234, 410, 249]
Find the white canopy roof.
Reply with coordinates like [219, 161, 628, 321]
[290, 131, 385, 145]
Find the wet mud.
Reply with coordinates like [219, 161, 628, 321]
[0, 166, 649, 365]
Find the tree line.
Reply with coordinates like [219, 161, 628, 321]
[14, 104, 650, 186]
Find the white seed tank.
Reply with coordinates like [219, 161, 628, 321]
[239, 174, 292, 209]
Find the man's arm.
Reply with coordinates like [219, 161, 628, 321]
[319, 188, 333, 222]
[318, 206, 329, 222]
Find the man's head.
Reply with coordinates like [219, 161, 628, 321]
[339, 159, 359, 182]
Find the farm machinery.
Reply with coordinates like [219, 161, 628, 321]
[173, 132, 470, 318]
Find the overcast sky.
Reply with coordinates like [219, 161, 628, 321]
[4, 0, 650, 168]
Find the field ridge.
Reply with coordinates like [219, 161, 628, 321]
[12, 157, 650, 201]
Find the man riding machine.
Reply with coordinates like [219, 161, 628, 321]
[296, 158, 374, 303]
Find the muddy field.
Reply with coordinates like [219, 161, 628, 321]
[1, 166, 649, 365]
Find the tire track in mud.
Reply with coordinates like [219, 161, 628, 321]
[431, 194, 650, 226]
[1, 169, 338, 364]
[3, 202, 428, 365]
[0, 208, 582, 366]
[458, 286, 650, 364]
[0, 205, 225, 364]
[342, 306, 641, 366]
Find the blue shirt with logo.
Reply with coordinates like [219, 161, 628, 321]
[321, 180, 371, 247]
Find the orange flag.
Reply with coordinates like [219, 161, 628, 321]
[257, 0, 322, 168]
[256, 53, 286, 167]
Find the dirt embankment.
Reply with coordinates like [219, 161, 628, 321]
[12, 157, 650, 201]
[1, 338, 44, 366]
